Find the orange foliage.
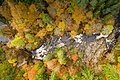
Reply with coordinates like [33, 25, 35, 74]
[105, 17, 114, 25]
[46, 59, 61, 71]
[68, 65, 79, 75]
[57, 66, 68, 78]
[43, 62, 47, 67]
[66, 24, 79, 31]
[71, 54, 78, 62]
[28, 66, 38, 80]
[22, 64, 28, 70]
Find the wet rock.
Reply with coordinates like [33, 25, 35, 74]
[0, 36, 9, 42]
[0, 22, 9, 42]
[0, 21, 7, 28]
[82, 38, 107, 67]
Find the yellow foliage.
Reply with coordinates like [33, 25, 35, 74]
[72, 6, 86, 24]
[8, 59, 17, 66]
[56, 8, 64, 16]
[8, 59, 17, 63]
[84, 24, 89, 31]
[105, 76, 109, 80]
[46, 24, 54, 31]
[34, 42, 38, 46]
[36, 29, 47, 39]
[7, 1, 23, 21]
[7, 0, 43, 48]
[36, 19, 44, 27]
[118, 56, 120, 63]
[7, 1, 40, 33]
[87, 18, 96, 25]
[23, 72, 28, 78]
[70, 30, 77, 37]
[8, 35, 25, 48]
[116, 63, 120, 70]
[58, 21, 65, 31]
[0, 1, 12, 20]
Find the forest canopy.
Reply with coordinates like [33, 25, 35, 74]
[0, 0, 120, 80]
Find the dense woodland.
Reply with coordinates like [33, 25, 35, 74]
[0, 0, 120, 80]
